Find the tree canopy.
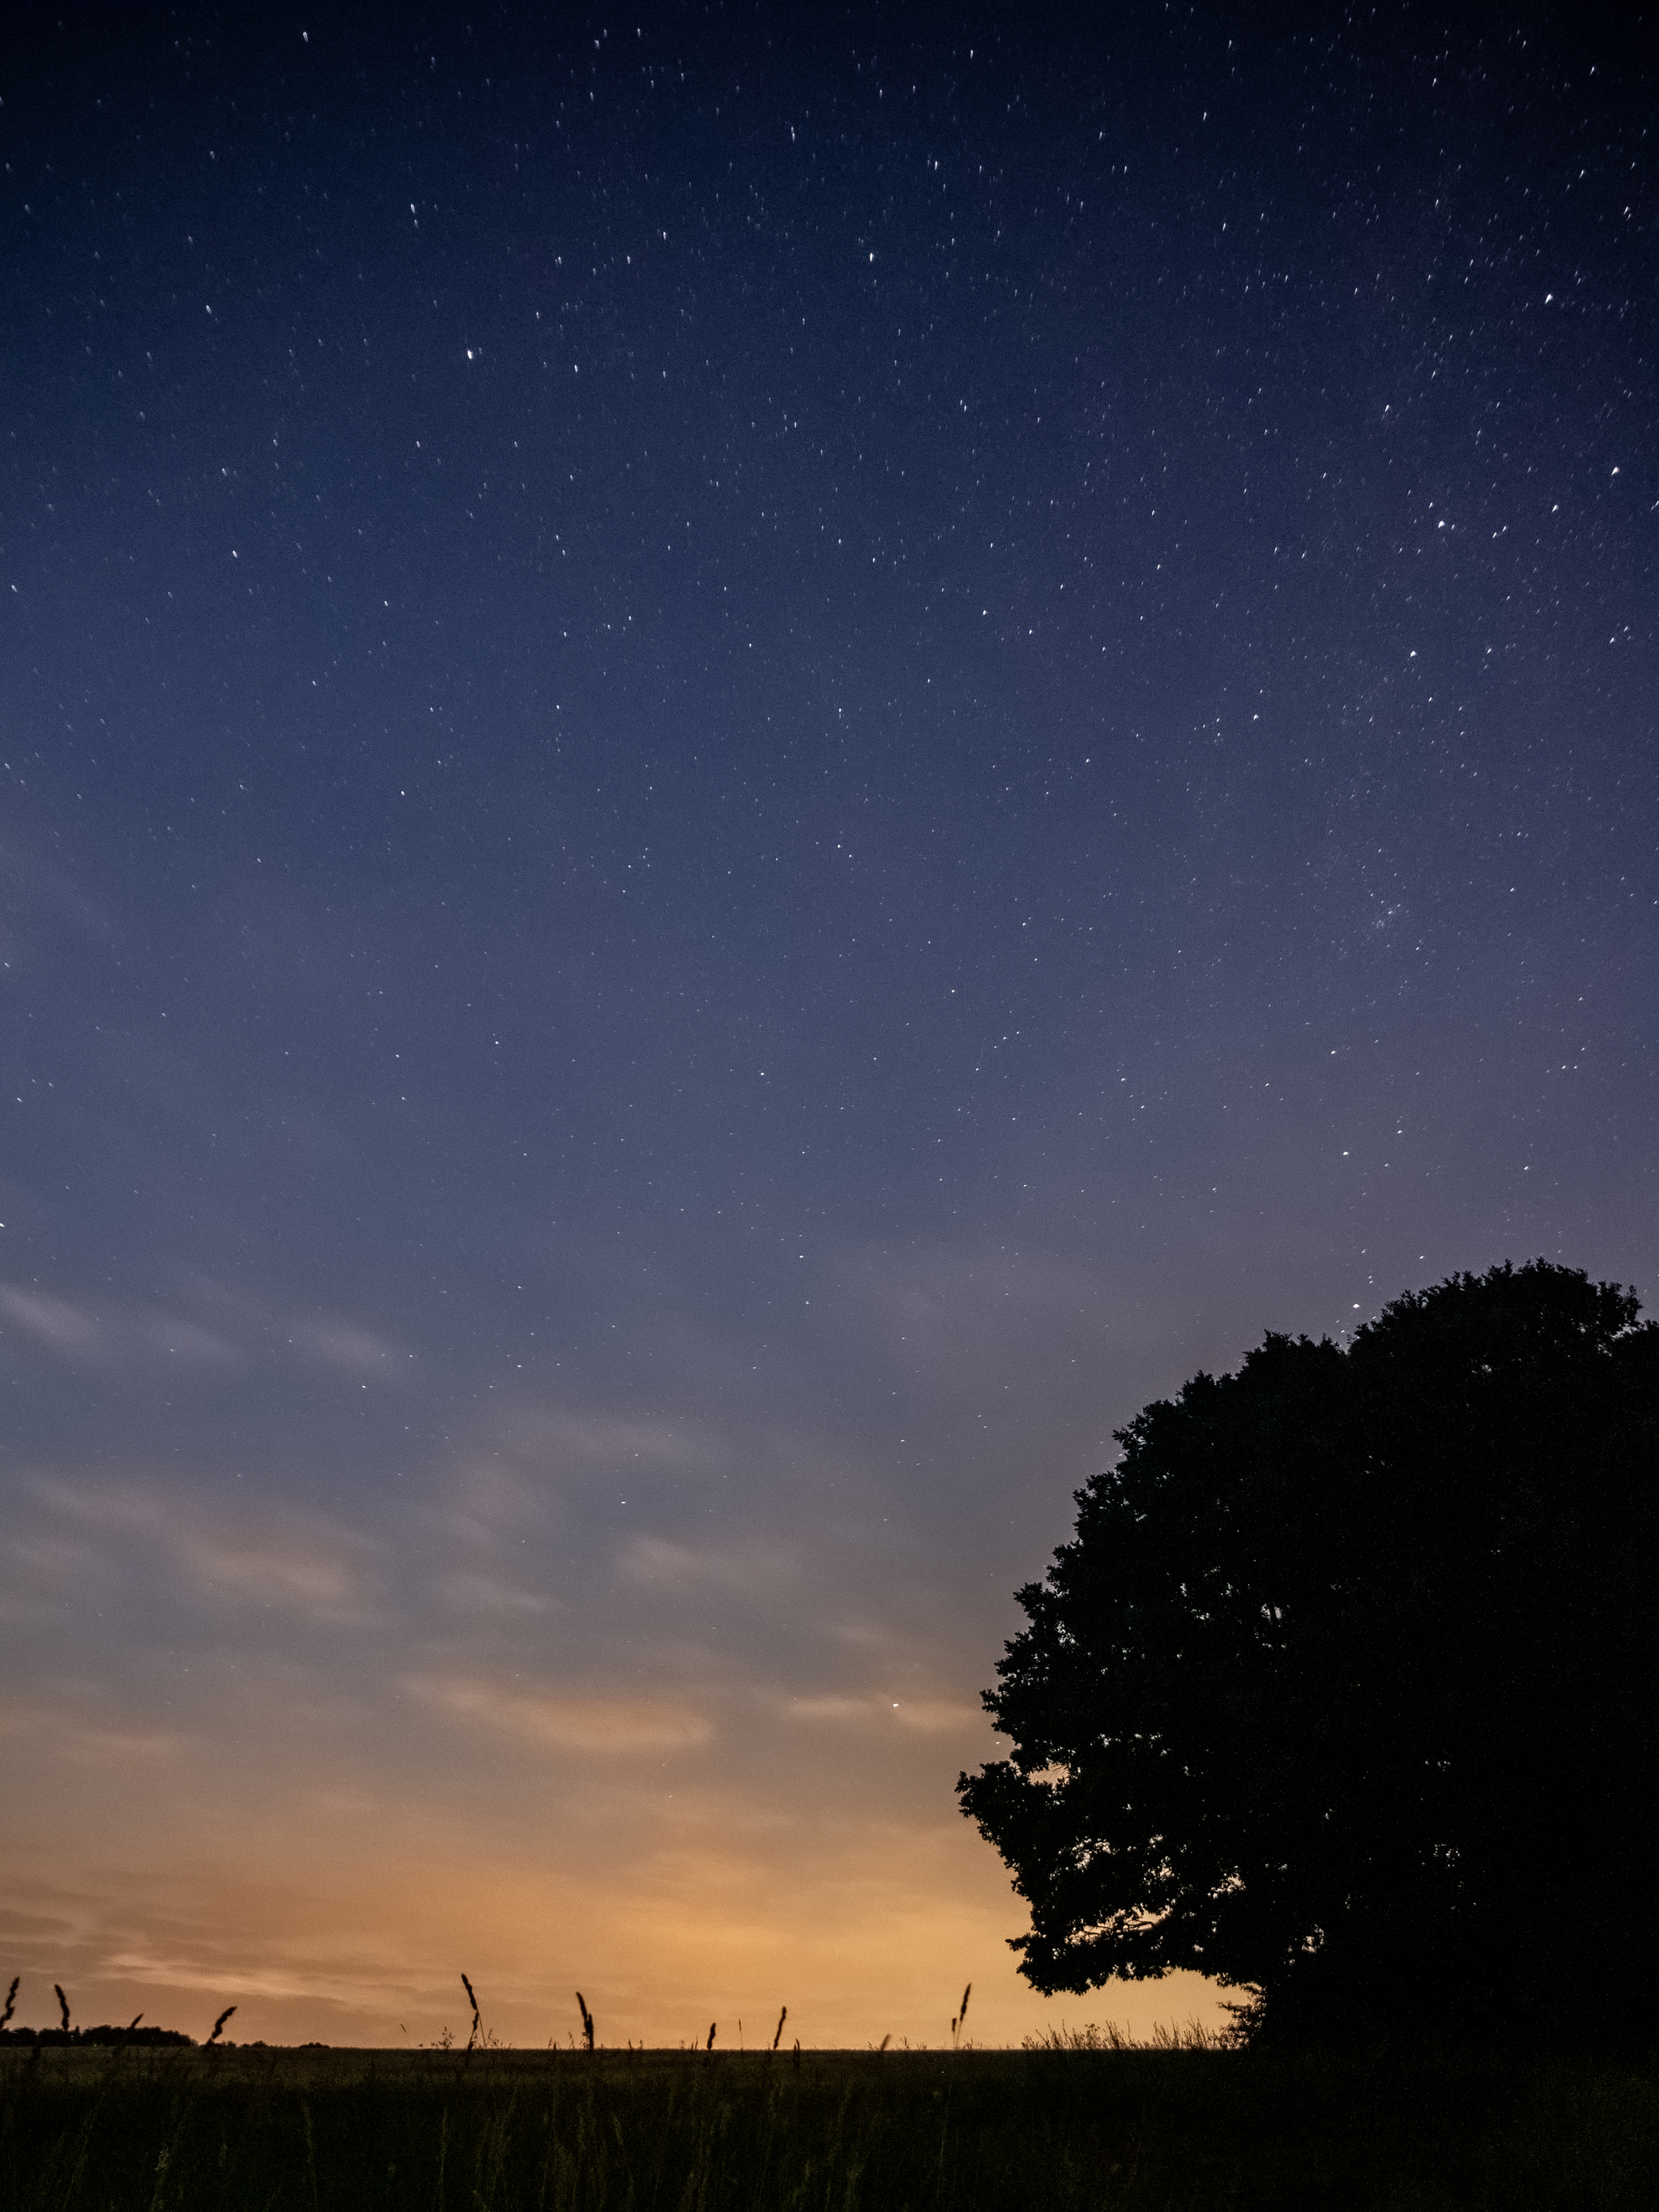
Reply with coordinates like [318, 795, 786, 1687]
[958, 1262, 1659, 2044]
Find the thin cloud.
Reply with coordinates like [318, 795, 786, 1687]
[0, 829, 111, 962]
[181, 1530, 362, 1613]
[0, 1695, 186, 1764]
[4, 1281, 411, 1381]
[27, 1475, 377, 1621]
[288, 1318, 414, 1379]
[499, 1406, 722, 1483]
[787, 1694, 870, 1722]
[1, 1286, 240, 1370]
[617, 1534, 797, 1595]
[412, 1674, 714, 1754]
[0, 1285, 103, 1359]
[143, 1312, 243, 1369]
[847, 1241, 1116, 1383]
[433, 1569, 557, 1617]
[787, 1693, 983, 1735]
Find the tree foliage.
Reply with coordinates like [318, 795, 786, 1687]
[958, 1262, 1659, 2043]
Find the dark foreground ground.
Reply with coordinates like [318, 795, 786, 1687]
[2, 2042, 1656, 2209]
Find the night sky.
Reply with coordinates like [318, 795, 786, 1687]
[2, 6, 1654, 2048]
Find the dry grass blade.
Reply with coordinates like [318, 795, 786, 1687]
[1021, 2018, 1230, 2052]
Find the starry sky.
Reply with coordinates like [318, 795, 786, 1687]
[2, 5, 1654, 2048]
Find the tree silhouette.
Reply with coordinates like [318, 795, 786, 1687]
[958, 1263, 1659, 2044]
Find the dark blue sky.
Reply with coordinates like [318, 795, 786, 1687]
[2, 4, 1654, 2045]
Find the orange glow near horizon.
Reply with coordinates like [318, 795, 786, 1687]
[2, 1669, 1226, 2049]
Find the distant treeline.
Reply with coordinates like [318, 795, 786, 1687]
[0, 2026, 194, 2048]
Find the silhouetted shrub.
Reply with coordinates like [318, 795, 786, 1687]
[0, 2025, 194, 2048]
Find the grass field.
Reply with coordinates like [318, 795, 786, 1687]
[2, 2039, 1657, 2208]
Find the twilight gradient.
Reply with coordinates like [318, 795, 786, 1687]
[1, 6, 1654, 2045]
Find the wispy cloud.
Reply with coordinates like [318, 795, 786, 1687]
[26, 1475, 377, 1622]
[0, 829, 112, 970]
[433, 1569, 557, 1617]
[0, 1285, 103, 1358]
[2, 1280, 411, 1383]
[143, 1313, 244, 1368]
[0, 1694, 186, 1764]
[424, 1402, 729, 1557]
[287, 1318, 414, 1380]
[847, 1241, 1116, 1384]
[787, 1693, 983, 1735]
[412, 1674, 714, 1754]
[498, 1406, 722, 1484]
[1, 1285, 241, 1370]
[180, 1528, 362, 1613]
[617, 1534, 797, 1596]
